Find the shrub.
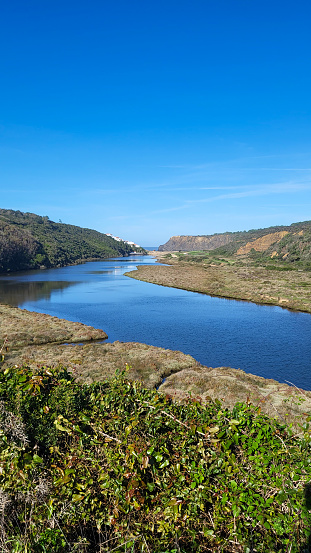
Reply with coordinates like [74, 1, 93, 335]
[0, 365, 310, 552]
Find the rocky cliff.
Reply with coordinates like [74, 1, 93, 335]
[158, 233, 241, 251]
[158, 221, 311, 259]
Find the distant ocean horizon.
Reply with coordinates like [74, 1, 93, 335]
[143, 246, 158, 251]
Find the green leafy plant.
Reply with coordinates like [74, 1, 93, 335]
[0, 364, 310, 552]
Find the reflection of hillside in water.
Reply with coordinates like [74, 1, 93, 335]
[0, 281, 78, 306]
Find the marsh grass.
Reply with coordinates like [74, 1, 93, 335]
[0, 304, 107, 349]
[4, 341, 199, 391]
[159, 365, 311, 433]
[125, 257, 311, 313]
[3, 336, 310, 431]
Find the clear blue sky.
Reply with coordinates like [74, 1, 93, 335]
[1, 0, 311, 246]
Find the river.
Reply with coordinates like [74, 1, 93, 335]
[0, 254, 310, 390]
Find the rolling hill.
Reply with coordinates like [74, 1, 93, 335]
[0, 208, 145, 273]
[158, 221, 311, 268]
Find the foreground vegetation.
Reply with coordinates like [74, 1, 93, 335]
[1, 364, 311, 552]
[0, 208, 145, 272]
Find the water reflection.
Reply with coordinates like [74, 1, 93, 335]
[0, 256, 310, 389]
[0, 280, 78, 306]
[87, 270, 115, 275]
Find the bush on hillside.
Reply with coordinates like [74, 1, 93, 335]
[0, 365, 310, 552]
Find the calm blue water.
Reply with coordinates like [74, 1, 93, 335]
[0, 255, 310, 390]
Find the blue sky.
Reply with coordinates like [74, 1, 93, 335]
[1, 0, 311, 246]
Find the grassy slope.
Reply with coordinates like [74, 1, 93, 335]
[159, 221, 311, 268]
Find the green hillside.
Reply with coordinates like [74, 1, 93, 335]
[212, 221, 311, 264]
[159, 221, 311, 269]
[161, 221, 311, 270]
[0, 209, 145, 273]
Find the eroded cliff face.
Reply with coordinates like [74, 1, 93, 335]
[158, 221, 311, 260]
[158, 233, 238, 251]
[236, 231, 289, 255]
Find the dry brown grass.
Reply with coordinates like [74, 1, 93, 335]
[3, 340, 200, 389]
[0, 304, 107, 348]
[1, 300, 310, 432]
[159, 365, 311, 431]
[125, 259, 311, 313]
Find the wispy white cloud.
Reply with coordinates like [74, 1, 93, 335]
[74, 149, 311, 200]
[151, 179, 311, 214]
[237, 168, 311, 171]
[156, 153, 311, 174]
[148, 186, 242, 192]
[187, 180, 311, 204]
